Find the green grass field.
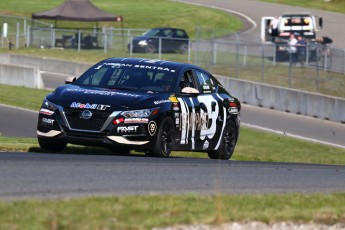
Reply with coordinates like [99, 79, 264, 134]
[0, 0, 242, 40]
[1, 0, 345, 229]
[262, 0, 345, 14]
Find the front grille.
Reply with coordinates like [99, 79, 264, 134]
[64, 108, 112, 131]
[64, 129, 108, 139]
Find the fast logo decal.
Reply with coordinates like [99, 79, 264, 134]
[42, 118, 54, 126]
[70, 102, 110, 110]
[117, 126, 139, 133]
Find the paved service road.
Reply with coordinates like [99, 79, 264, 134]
[1, 152, 345, 200]
[181, 0, 345, 48]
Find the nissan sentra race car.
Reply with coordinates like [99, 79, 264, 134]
[37, 58, 241, 160]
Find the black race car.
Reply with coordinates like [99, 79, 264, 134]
[128, 27, 189, 54]
[37, 58, 241, 160]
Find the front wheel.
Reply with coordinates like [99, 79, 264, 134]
[208, 120, 237, 160]
[145, 44, 156, 53]
[178, 44, 188, 54]
[146, 117, 174, 157]
[38, 137, 67, 152]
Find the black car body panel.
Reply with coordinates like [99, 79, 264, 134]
[37, 58, 240, 159]
[128, 27, 189, 53]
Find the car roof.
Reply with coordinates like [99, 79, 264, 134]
[101, 58, 204, 73]
[151, 27, 186, 31]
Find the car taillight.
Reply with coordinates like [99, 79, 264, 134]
[229, 102, 237, 107]
[112, 117, 124, 125]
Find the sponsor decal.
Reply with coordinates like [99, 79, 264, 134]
[39, 108, 54, 116]
[154, 99, 170, 105]
[42, 118, 54, 125]
[133, 65, 176, 72]
[70, 102, 110, 110]
[173, 102, 180, 111]
[95, 61, 176, 72]
[124, 118, 149, 124]
[95, 63, 133, 69]
[117, 126, 139, 133]
[148, 121, 157, 136]
[169, 96, 179, 103]
[81, 110, 93, 119]
[179, 112, 209, 131]
[66, 89, 140, 98]
[228, 107, 238, 114]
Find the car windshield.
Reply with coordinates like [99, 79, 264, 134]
[142, 29, 160, 37]
[74, 62, 177, 93]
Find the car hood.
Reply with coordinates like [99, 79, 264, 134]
[132, 35, 152, 41]
[47, 85, 171, 111]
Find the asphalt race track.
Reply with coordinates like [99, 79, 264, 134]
[1, 152, 345, 200]
[1, 0, 345, 199]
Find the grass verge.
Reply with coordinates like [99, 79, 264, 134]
[0, 193, 345, 229]
[261, 0, 345, 14]
[2, 124, 345, 165]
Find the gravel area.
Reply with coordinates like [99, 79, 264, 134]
[153, 222, 345, 230]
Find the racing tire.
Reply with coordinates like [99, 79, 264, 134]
[145, 44, 156, 53]
[207, 120, 237, 160]
[38, 137, 67, 152]
[146, 117, 174, 157]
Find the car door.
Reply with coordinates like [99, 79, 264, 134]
[175, 69, 225, 151]
[194, 69, 226, 150]
[159, 29, 174, 52]
[175, 69, 201, 150]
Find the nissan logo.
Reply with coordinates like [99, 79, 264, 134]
[81, 110, 93, 119]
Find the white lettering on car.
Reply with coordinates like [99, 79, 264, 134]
[70, 102, 110, 110]
[117, 126, 139, 133]
[42, 118, 54, 125]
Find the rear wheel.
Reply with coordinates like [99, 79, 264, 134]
[38, 137, 67, 152]
[208, 120, 237, 160]
[146, 117, 174, 157]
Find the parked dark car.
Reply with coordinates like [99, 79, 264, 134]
[37, 58, 240, 160]
[128, 27, 189, 54]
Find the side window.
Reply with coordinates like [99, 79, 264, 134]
[180, 70, 197, 91]
[176, 30, 187, 38]
[195, 70, 215, 94]
[163, 29, 173, 37]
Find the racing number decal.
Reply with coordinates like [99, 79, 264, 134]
[177, 95, 224, 149]
[198, 95, 219, 140]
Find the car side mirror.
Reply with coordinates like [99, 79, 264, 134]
[65, 77, 76, 84]
[181, 87, 199, 96]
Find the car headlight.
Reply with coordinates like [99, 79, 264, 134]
[121, 108, 158, 118]
[138, 40, 148, 46]
[42, 98, 59, 111]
